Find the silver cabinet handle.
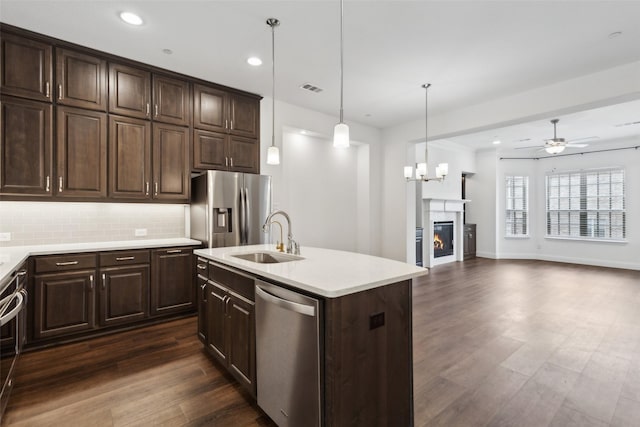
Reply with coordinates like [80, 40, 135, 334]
[225, 119, 228, 130]
[146, 103, 150, 116]
[225, 157, 228, 167]
[230, 157, 233, 168]
[89, 275, 94, 290]
[55, 261, 78, 266]
[16, 270, 27, 277]
[115, 256, 135, 261]
[46, 176, 50, 192]
[230, 120, 233, 130]
[58, 84, 63, 100]
[45, 81, 50, 98]
[58, 176, 63, 193]
[154, 104, 158, 117]
[196, 264, 207, 270]
[145, 182, 149, 196]
[154, 182, 158, 196]
[166, 249, 182, 254]
[200, 283, 206, 290]
[102, 273, 106, 290]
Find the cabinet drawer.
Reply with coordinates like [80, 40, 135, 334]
[210, 263, 254, 301]
[195, 257, 209, 277]
[100, 250, 150, 267]
[35, 253, 96, 273]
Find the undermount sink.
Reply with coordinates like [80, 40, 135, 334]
[231, 251, 304, 264]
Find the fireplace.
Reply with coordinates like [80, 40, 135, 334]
[433, 221, 454, 258]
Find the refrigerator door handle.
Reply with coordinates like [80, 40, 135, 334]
[244, 186, 250, 245]
[239, 186, 246, 244]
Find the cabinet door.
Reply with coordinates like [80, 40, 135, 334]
[55, 48, 107, 111]
[228, 135, 259, 174]
[34, 270, 95, 339]
[109, 63, 151, 119]
[0, 96, 53, 196]
[192, 129, 226, 170]
[151, 248, 194, 316]
[99, 265, 149, 327]
[229, 93, 258, 139]
[56, 106, 107, 197]
[0, 32, 52, 102]
[197, 274, 208, 343]
[193, 84, 227, 133]
[109, 115, 151, 199]
[227, 292, 256, 396]
[152, 123, 189, 201]
[153, 74, 190, 126]
[206, 282, 228, 363]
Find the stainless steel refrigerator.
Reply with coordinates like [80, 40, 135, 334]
[190, 171, 272, 248]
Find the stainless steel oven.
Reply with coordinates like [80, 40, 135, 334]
[0, 264, 27, 419]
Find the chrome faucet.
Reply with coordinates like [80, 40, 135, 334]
[262, 210, 300, 255]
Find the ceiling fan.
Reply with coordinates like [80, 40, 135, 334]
[515, 119, 596, 154]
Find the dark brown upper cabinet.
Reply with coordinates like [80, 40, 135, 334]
[153, 74, 190, 126]
[229, 93, 259, 139]
[193, 129, 226, 170]
[152, 123, 190, 201]
[108, 115, 151, 199]
[228, 135, 259, 173]
[55, 48, 107, 111]
[56, 106, 107, 198]
[109, 63, 151, 120]
[0, 96, 53, 196]
[0, 32, 52, 102]
[193, 84, 226, 133]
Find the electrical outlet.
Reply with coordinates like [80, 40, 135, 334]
[369, 312, 385, 330]
[134, 228, 148, 237]
[0, 232, 11, 242]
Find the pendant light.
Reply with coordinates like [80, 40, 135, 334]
[404, 84, 448, 182]
[333, 0, 349, 148]
[266, 18, 280, 165]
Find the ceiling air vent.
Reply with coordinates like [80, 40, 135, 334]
[614, 121, 640, 128]
[300, 83, 323, 93]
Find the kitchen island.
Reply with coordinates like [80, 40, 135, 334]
[194, 244, 427, 427]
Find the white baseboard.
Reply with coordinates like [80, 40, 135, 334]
[489, 252, 640, 271]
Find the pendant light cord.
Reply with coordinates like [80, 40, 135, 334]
[271, 21, 276, 148]
[423, 83, 431, 164]
[339, 0, 344, 124]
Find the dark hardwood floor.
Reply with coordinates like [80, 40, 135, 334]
[3, 258, 640, 426]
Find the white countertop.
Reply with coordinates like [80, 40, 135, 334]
[194, 244, 428, 298]
[0, 238, 201, 289]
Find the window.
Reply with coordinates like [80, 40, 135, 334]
[506, 175, 529, 237]
[545, 168, 625, 240]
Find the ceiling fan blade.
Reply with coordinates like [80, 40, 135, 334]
[566, 143, 589, 148]
[514, 145, 542, 150]
[567, 136, 598, 143]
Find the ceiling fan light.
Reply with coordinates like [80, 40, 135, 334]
[545, 145, 566, 155]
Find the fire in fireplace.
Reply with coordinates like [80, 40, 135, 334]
[433, 221, 454, 258]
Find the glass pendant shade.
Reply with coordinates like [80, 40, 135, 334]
[333, 122, 349, 148]
[267, 145, 280, 165]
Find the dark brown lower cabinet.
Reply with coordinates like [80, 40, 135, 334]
[98, 265, 149, 327]
[151, 247, 194, 316]
[203, 263, 256, 397]
[33, 270, 95, 339]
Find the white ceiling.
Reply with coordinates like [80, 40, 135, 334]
[2, 1, 640, 148]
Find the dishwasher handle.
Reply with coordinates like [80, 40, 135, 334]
[255, 285, 316, 317]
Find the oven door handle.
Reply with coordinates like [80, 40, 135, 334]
[0, 291, 25, 327]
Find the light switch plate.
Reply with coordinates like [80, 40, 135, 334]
[134, 228, 147, 237]
[0, 232, 11, 242]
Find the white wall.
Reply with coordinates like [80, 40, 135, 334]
[259, 97, 382, 255]
[380, 61, 640, 263]
[472, 136, 640, 270]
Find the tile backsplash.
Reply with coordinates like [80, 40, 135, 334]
[0, 202, 188, 247]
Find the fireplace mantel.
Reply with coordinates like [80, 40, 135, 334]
[422, 199, 469, 268]
[424, 198, 471, 213]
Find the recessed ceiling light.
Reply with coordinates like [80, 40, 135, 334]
[162, 48, 173, 55]
[300, 130, 307, 135]
[492, 139, 501, 145]
[608, 31, 623, 39]
[120, 12, 143, 26]
[247, 57, 262, 66]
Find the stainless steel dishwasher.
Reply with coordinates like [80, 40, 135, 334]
[255, 280, 321, 427]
